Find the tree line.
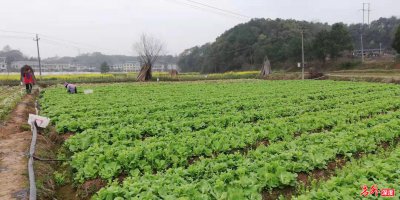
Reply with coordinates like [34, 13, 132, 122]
[178, 17, 400, 73]
[0, 46, 177, 72]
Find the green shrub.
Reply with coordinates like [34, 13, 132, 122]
[338, 61, 361, 69]
[53, 171, 66, 186]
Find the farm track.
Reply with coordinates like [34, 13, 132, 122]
[0, 92, 36, 200]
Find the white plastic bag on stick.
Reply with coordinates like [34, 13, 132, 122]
[28, 114, 50, 128]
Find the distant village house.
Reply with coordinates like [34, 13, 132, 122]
[0, 57, 6, 71]
[110, 61, 178, 73]
[9, 61, 95, 72]
[3, 60, 177, 73]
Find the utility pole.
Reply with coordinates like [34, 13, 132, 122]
[361, 34, 364, 62]
[301, 29, 305, 80]
[379, 42, 382, 55]
[360, 3, 370, 63]
[33, 34, 42, 78]
[367, 3, 371, 27]
[361, 3, 371, 26]
[362, 3, 365, 25]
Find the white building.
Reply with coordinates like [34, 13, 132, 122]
[10, 61, 93, 72]
[11, 61, 39, 71]
[165, 64, 178, 71]
[110, 61, 177, 73]
[75, 64, 93, 72]
[0, 57, 6, 71]
[111, 62, 178, 73]
[111, 61, 141, 72]
[152, 63, 164, 72]
[42, 63, 71, 71]
[153, 63, 178, 72]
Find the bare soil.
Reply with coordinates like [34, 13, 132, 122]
[0, 93, 36, 200]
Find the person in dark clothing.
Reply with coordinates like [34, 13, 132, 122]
[20, 66, 36, 94]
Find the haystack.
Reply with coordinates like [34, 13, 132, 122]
[169, 69, 178, 78]
[260, 56, 271, 77]
[137, 65, 152, 82]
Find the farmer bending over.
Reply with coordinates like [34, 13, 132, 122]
[64, 82, 77, 94]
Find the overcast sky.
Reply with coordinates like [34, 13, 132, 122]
[0, 0, 399, 58]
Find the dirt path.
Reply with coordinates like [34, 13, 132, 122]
[0, 93, 36, 200]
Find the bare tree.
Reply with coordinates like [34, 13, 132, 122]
[134, 34, 164, 81]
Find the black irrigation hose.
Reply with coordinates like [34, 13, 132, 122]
[28, 96, 70, 200]
[28, 122, 37, 200]
[32, 155, 70, 162]
[32, 99, 69, 163]
[28, 98, 40, 200]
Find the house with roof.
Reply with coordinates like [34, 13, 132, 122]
[111, 61, 141, 72]
[0, 57, 6, 71]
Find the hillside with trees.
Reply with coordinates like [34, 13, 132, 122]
[349, 17, 400, 50]
[393, 24, 400, 53]
[0, 46, 31, 64]
[178, 17, 400, 73]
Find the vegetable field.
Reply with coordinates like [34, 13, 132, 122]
[0, 86, 23, 120]
[40, 80, 400, 199]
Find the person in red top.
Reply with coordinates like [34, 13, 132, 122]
[20, 65, 36, 94]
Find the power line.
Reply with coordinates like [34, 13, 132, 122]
[33, 34, 42, 77]
[1, 34, 97, 58]
[360, 3, 371, 27]
[41, 38, 84, 50]
[40, 34, 117, 53]
[0, 29, 36, 36]
[0, 35, 33, 40]
[167, 0, 243, 20]
[0, 31, 84, 50]
[38, 39, 91, 56]
[165, 0, 249, 21]
[0, 29, 98, 49]
[0, 33, 96, 55]
[185, 0, 250, 19]
[0, 29, 122, 54]
[0, 31, 98, 54]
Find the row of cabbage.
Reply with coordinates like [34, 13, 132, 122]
[94, 110, 400, 199]
[294, 144, 400, 199]
[39, 80, 400, 199]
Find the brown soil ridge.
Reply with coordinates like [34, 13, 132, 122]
[0, 93, 36, 200]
